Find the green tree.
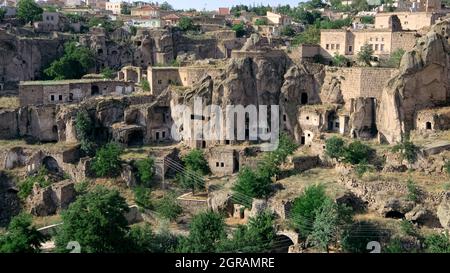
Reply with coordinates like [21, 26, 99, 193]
[307, 199, 351, 252]
[332, 53, 349, 67]
[425, 233, 450, 253]
[360, 16, 375, 24]
[392, 136, 419, 164]
[342, 141, 373, 165]
[406, 178, 420, 203]
[178, 17, 197, 31]
[233, 167, 272, 202]
[325, 136, 346, 160]
[75, 109, 95, 156]
[280, 25, 295, 37]
[55, 186, 130, 253]
[17, 0, 43, 23]
[18, 167, 51, 200]
[387, 48, 405, 68]
[291, 184, 328, 238]
[183, 149, 210, 175]
[160, 1, 173, 11]
[254, 18, 267, 26]
[0, 213, 48, 253]
[293, 25, 320, 45]
[141, 79, 150, 92]
[218, 211, 276, 252]
[155, 192, 183, 221]
[121, 5, 131, 15]
[178, 168, 205, 194]
[91, 143, 123, 177]
[126, 224, 156, 253]
[133, 186, 152, 209]
[44, 42, 95, 80]
[101, 68, 115, 79]
[178, 211, 226, 253]
[232, 23, 246, 38]
[357, 43, 374, 66]
[136, 157, 154, 187]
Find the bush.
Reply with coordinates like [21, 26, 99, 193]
[91, 143, 123, 177]
[136, 158, 154, 187]
[232, 167, 272, 203]
[445, 161, 450, 175]
[254, 18, 267, 26]
[332, 53, 350, 67]
[280, 25, 295, 37]
[293, 25, 320, 45]
[392, 136, 419, 164]
[425, 233, 450, 253]
[291, 184, 328, 238]
[182, 149, 210, 175]
[325, 136, 345, 160]
[155, 193, 183, 221]
[134, 186, 152, 209]
[177, 168, 205, 194]
[342, 141, 373, 165]
[387, 48, 405, 68]
[75, 109, 95, 156]
[354, 161, 374, 178]
[357, 43, 374, 66]
[101, 68, 115, 79]
[0, 213, 48, 253]
[360, 16, 374, 24]
[18, 167, 51, 200]
[341, 221, 382, 253]
[178, 17, 197, 32]
[74, 180, 89, 195]
[232, 23, 246, 38]
[141, 79, 150, 92]
[406, 178, 420, 202]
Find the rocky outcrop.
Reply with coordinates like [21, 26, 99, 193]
[0, 172, 21, 227]
[207, 190, 233, 215]
[437, 192, 450, 229]
[349, 97, 377, 139]
[377, 19, 450, 143]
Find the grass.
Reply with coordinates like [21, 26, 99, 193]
[0, 96, 19, 109]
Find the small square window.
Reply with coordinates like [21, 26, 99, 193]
[216, 162, 219, 167]
[50, 95, 55, 101]
[221, 162, 224, 167]
[59, 95, 63, 101]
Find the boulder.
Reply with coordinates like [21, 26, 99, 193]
[206, 190, 233, 215]
[405, 205, 441, 227]
[437, 192, 450, 229]
[249, 199, 268, 218]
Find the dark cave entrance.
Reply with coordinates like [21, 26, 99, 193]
[385, 211, 405, 219]
[42, 156, 60, 175]
[127, 130, 144, 147]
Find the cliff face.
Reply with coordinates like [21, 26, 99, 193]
[377, 19, 450, 143]
[0, 30, 67, 92]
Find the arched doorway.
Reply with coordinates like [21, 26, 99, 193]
[271, 235, 295, 253]
[426, 122, 432, 130]
[42, 156, 60, 174]
[127, 130, 143, 147]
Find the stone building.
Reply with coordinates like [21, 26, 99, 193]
[205, 147, 237, 176]
[105, 1, 124, 15]
[415, 106, 450, 131]
[130, 5, 160, 18]
[19, 79, 135, 107]
[375, 11, 445, 30]
[266, 11, 292, 26]
[320, 27, 418, 61]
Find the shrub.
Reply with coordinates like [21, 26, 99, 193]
[425, 233, 450, 253]
[444, 161, 450, 174]
[357, 43, 374, 66]
[232, 23, 246, 37]
[280, 25, 295, 37]
[406, 178, 420, 202]
[136, 158, 154, 187]
[392, 136, 419, 164]
[74, 180, 89, 195]
[155, 193, 183, 221]
[91, 143, 123, 177]
[141, 79, 150, 92]
[342, 141, 373, 165]
[332, 53, 350, 67]
[254, 18, 267, 26]
[101, 68, 115, 79]
[134, 186, 152, 209]
[341, 221, 382, 253]
[177, 168, 205, 195]
[354, 161, 374, 178]
[387, 48, 405, 68]
[182, 149, 210, 175]
[325, 136, 345, 160]
[232, 167, 272, 202]
[18, 167, 51, 200]
[75, 109, 95, 156]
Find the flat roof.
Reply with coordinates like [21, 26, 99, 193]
[19, 79, 124, 86]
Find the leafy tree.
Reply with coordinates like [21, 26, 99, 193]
[160, 1, 173, 11]
[360, 16, 375, 24]
[332, 53, 349, 67]
[183, 149, 210, 175]
[0, 213, 48, 253]
[233, 167, 272, 201]
[308, 199, 352, 252]
[387, 48, 405, 68]
[17, 0, 43, 23]
[254, 18, 267, 26]
[178, 17, 198, 32]
[91, 143, 123, 177]
[177, 168, 205, 194]
[342, 141, 373, 165]
[424, 233, 450, 253]
[101, 68, 115, 79]
[357, 43, 374, 66]
[341, 221, 382, 253]
[55, 186, 130, 253]
[88, 17, 123, 32]
[392, 136, 419, 164]
[291, 184, 328, 238]
[325, 136, 345, 160]
[232, 23, 246, 38]
[125, 224, 156, 252]
[293, 25, 320, 45]
[218, 211, 276, 252]
[155, 192, 183, 221]
[305, 0, 324, 9]
[318, 17, 352, 29]
[75, 109, 95, 156]
[121, 5, 131, 15]
[134, 186, 152, 209]
[44, 42, 95, 80]
[280, 25, 295, 37]
[178, 211, 226, 253]
[135, 157, 154, 187]
[141, 79, 150, 92]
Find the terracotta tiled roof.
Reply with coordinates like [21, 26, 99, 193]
[162, 13, 180, 20]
